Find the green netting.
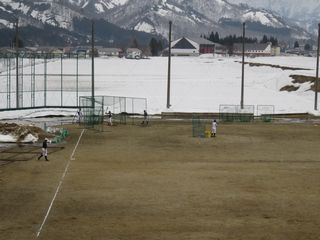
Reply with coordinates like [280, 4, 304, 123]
[257, 105, 275, 122]
[79, 96, 104, 129]
[192, 115, 206, 138]
[79, 95, 147, 129]
[219, 105, 254, 122]
[51, 129, 69, 144]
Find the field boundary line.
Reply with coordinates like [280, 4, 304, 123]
[71, 129, 86, 160]
[36, 129, 86, 238]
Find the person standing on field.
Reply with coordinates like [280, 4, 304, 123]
[107, 111, 113, 126]
[211, 119, 218, 137]
[141, 110, 148, 125]
[76, 108, 82, 124]
[38, 138, 49, 161]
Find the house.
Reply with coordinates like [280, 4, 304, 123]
[51, 48, 64, 57]
[97, 48, 122, 57]
[125, 48, 142, 59]
[233, 42, 272, 56]
[74, 47, 90, 58]
[170, 37, 215, 56]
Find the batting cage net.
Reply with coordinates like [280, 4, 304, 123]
[79, 96, 104, 130]
[192, 114, 206, 138]
[79, 95, 147, 128]
[219, 105, 255, 122]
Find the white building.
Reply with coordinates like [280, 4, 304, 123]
[170, 37, 215, 56]
[125, 48, 142, 59]
[233, 42, 272, 56]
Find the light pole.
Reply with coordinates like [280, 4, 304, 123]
[315, 23, 320, 110]
[15, 18, 19, 108]
[167, 21, 172, 109]
[91, 19, 95, 109]
[240, 22, 246, 109]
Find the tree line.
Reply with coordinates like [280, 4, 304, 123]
[202, 31, 279, 47]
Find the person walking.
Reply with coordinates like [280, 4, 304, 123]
[38, 138, 49, 161]
[211, 119, 218, 137]
[141, 110, 148, 125]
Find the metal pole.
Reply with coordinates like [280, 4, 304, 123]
[61, 54, 63, 106]
[20, 57, 23, 108]
[31, 57, 35, 107]
[15, 19, 19, 108]
[91, 20, 95, 109]
[315, 23, 320, 110]
[76, 53, 79, 107]
[7, 58, 11, 108]
[167, 21, 172, 109]
[240, 22, 245, 109]
[44, 55, 47, 107]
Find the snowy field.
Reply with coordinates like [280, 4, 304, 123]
[0, 55, 320, 118]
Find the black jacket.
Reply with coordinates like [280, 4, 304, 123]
[42, 140, 48, 149]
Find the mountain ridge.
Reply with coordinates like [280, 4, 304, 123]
[0, 0, 313, 47]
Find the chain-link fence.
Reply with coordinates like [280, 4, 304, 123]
[219, 105, 255, 122]
[0, 53, 91, 111]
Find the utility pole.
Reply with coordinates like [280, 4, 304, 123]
[167, 21, 172, 109]
[315, 23, 320, 110]
[91, 19, 95, 109]
[240, 22, 245, 109]
[15, 18, 19, 109]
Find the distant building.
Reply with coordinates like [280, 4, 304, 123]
[271, 46, 281, 56]
[170, 37, 216, 56]
[97, 48, 122, 57]
[74, 47, 90, 58]
[125, 48, 142, 59]
[214, 43, 229, 55]
[233, 42, 272, 56]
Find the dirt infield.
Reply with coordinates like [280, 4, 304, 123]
[1, 122, 320, 240]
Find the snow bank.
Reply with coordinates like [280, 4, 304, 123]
[0, 123, 44, 143]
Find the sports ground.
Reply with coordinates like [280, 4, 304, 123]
[1, 121, 320, 240]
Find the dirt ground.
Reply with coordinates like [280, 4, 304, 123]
[1, 121, 320, 240]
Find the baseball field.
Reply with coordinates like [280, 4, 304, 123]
[1, 121, 320, 240]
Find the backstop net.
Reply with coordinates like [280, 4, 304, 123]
[219, 105, 255, 122]
[257, 105, 275, 122]
[79, 95, 147, 128]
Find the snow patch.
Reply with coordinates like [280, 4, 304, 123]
[0, 134, 17, 143]
[243, 11, 276, 27]
[0, 19, 10, 27]
[23, 133, 38, 143]
[111, 0, 129, 5]
[135, 21, 155, 33]
[95, 3, 105, 13]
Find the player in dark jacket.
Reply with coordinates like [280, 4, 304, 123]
[141, 110, 148, 125]
[38, 138, 49, 161]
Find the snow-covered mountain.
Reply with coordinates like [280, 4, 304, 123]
[102, 0, 310, 39]
[0, 0, 157, 47]
[228, 0, 320, 34]
[0, 0, 313, 44]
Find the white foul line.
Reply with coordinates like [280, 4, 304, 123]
[71, 129, 86, 161]
[36, 129, 86, 238]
